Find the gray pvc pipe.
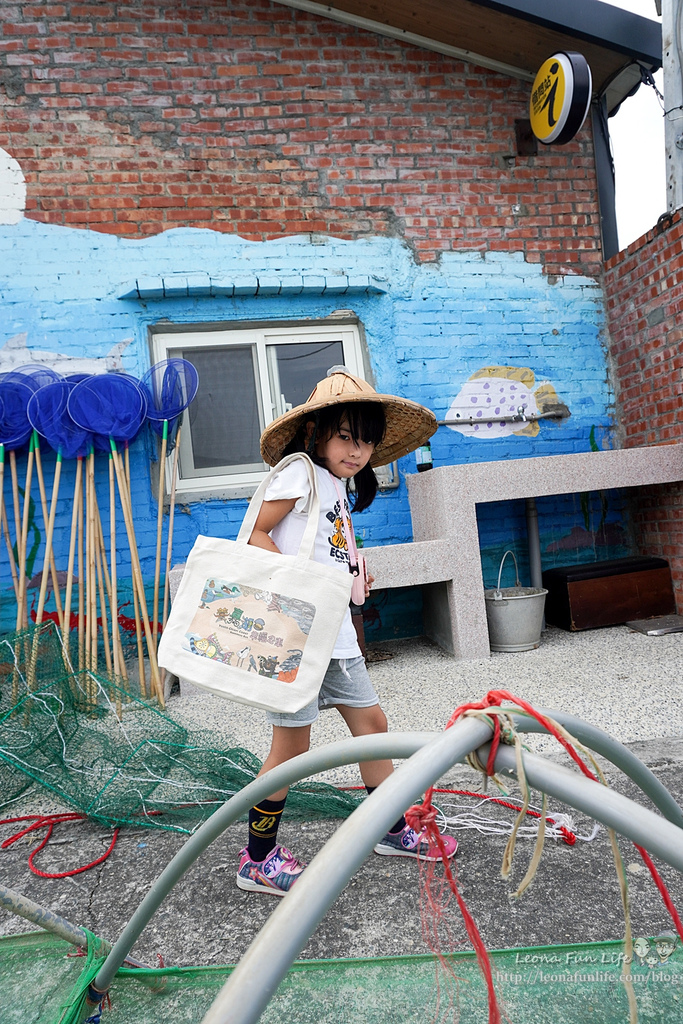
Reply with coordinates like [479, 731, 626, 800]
[0, 882, 153, 973]
[96, 705, 683, 1003]
[93, 729, 456, 995]
[200, 717, 494, 1024]
[512, 708, 683, 829]
[525, 497, 543, 590]
[489, 742, 683, 871]
[203, 735, 683, 1024]
[0, 884, 87, 947]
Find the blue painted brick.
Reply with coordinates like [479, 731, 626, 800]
[0, 221, 620, 598]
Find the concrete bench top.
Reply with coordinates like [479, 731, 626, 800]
[360, 539, 450, 589]
[408, 443, 683, 513]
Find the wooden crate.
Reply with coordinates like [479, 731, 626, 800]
[542, 556, 675, 631]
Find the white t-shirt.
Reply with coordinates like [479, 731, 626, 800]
[264, 459, 361, 659]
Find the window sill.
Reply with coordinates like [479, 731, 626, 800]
[171, 481, 262, 504]
[119, 273, 388, 301]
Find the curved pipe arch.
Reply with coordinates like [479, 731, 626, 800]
[202, 737, 683, 1024]
[94, 707, 683, 1008]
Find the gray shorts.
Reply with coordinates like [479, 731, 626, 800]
[266, 656, 379, 728]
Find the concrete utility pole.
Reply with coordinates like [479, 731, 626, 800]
[662, 0, 683, 211]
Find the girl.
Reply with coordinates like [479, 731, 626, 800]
[236, 367, 458, 895]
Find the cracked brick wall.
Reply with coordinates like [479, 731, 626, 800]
[0, 0, 602, 269]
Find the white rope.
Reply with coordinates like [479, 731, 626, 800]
[434, 797, 601, 843]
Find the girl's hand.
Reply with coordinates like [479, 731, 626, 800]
[365, 571, 375, 598]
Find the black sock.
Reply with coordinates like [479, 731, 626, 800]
[365, 785, 406, 835]
[247, 797, 287, 862]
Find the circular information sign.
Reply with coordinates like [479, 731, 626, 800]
[529, 52, 592, 146]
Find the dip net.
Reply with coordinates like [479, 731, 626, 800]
[0, 621, 361, 833]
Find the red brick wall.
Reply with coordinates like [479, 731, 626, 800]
[0, 0, 602, 268]
[604, 211, 683, 603]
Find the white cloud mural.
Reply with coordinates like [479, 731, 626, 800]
[0, 147, 26, 225]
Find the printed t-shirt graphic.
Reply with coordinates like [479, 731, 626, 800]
[265, 459, 361, 659]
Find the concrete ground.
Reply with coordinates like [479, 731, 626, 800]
[1, 625, 683, 971]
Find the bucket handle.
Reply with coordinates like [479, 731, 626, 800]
[494, 549, 521, 599]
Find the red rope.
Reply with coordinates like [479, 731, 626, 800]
[405, 689, 683, 1024]
[444, 689, 599, 781]
[0, 813, 120, 878]
[405, 801, 501, 1024]
[634, 844, 683, 942]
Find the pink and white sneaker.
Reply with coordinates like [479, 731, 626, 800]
[374, 825, 458, 861]
[236, 844, 307, 896]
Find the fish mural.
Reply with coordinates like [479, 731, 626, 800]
[445, 366, 570, 438]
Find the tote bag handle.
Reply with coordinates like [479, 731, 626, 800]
[235, 452, 320, 562]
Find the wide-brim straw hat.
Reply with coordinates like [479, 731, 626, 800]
[260, 366, 437, 468]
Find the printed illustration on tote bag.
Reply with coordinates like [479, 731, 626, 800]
[184, 577, 316, 682]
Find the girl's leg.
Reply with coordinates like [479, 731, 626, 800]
[247, 724, 311, 860]
[258, 723, 312, 800]
[238, 725, 311, 894]
[335, 703, 393, 788]
[336, 702, 405, 831]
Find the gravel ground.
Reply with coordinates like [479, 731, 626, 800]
[161, 624, 683, 784]
[1, 624, 682, 972]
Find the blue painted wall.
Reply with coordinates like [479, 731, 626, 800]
[0, 220, 625, 638]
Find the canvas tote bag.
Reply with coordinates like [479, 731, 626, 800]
[158, 453, 353, 713]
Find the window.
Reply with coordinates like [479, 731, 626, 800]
[151, 320, 368, 500]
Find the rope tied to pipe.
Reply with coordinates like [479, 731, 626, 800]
[403, 800, 440, 836]
[406, 689, 683, 1024]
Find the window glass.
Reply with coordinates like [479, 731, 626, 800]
[184, 346, 263, 475]
[268, 340, 344, 417]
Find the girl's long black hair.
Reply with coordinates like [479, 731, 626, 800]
[282, 401, 386, 513]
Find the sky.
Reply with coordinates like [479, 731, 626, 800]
[607, 0, 666, 248]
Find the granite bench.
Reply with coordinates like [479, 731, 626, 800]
[361, 443, 683, 660]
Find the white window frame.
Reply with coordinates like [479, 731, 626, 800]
[151, 320, 368, 501]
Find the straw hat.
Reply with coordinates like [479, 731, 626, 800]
[260, 366, 437, 468]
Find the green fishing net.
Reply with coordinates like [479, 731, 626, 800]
[3, 930, 682, 1024]
[0, 621, 362, 833]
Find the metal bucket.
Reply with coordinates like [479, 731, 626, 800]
[484, 550, 548, 652]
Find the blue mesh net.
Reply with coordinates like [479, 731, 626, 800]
[142, 358, 199, 446]
[27, 380, 93, 460]
[67, 374, 148, 448]
[0, 376, 35, 450]
[10, 365, 63, 391]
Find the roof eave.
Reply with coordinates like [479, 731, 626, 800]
[474, 0, 661, 68]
